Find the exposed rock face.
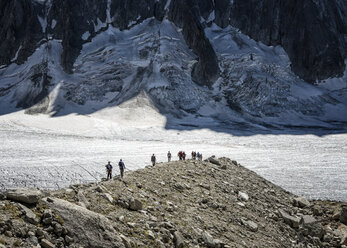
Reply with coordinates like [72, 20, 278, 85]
[43, 197, 125, 248]
[0, 0, 346, 121]
[0, 0, 43, 65]
[168, 0, 220, 87]
[2, 0, 344, 84]
[48, 0, 108, 72]
[6, 188, 43, 204]
[216, 0, 347, 82]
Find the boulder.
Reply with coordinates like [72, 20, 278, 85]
[41, 239, 55, 248]
[173, 231, 184, 248]
[7, 188, 43, 204]
[333, 224, 347, 246]
[207, 157, 221, 166]
[293, 196, 311, 208]
[279, 209, 300, 228]
[242, 220, 258, 232]
[120, 234, 135, 248]
[18, 203, 39, 225]
[300, 215, 324, 239]
[238, 192, 249, 202]
[202, 231, 222, 248]
[340, 207, 347, 225]
[129, 198, 143, 211]
[42, 197, 125, 248]
[300, 215, 317, 225]
[104, 193, 114, 204]
[77, 191, 90, 208]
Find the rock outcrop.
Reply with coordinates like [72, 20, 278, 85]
[43, 197, 125, 248]
[1, 0, 345, 84]
[215, 0, 347, 83]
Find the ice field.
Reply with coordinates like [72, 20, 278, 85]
[0, 110, 346, 202]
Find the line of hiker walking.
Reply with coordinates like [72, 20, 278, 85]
[104, 150, 203, 179]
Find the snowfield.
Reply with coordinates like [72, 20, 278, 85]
[0, 108, 346, 202]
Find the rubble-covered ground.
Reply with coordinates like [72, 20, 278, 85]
[0, 157, 346, 248]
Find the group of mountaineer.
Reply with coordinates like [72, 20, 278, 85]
[105, 150, 203, 180]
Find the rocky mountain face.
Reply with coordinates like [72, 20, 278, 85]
[0, 157, 347, 247]
[0, 0, 346, 128]
[216, 0, 347, 83]
[1, 0, 345, 83]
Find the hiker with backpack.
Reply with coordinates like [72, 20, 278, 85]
[178, 151, 182, 160]
[105, 161, 113, 180]
[167, 151, 172, 162]
[118, 159, 125, 178]
[151, 154, 156, 166]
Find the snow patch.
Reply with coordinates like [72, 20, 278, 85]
[94, 18, 107, 32]
[206, 11, 215, 23]
[82, 31, 91, 41]
[165, 0, 171, 10]
[106, 0, 112, 23]
[51, 19, 57, 29]
[37, 15, 47, 33]
[11, 45, 22, 62]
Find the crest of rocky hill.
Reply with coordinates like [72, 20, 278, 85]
[0, 157, 347, 247]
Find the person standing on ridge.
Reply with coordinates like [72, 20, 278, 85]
[118, 159, 125, 178]
[105, 161, 113, 180]
[167, 151, 172, 162]
[151, 154, 156, 166]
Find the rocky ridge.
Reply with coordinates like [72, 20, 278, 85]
[0, 157, 347, 247]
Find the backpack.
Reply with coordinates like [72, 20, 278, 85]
[119, 161, 124, 168]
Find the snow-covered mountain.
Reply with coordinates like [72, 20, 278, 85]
[0, 0, 346, 130]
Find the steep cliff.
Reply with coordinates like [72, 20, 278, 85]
[0, 0, 346, 128]
[215, 0, 347, 82]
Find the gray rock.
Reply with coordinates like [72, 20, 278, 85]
[300, 215, 317, 225]
[42, 197, 125, 248]
[36, 228, 45, 238]
[120, 234, 135, 248]
[208, 157, 221, 166]
[43, 209, 53, 219]
[18, 203, 39, 225]
[104, 193, 114, 203]
[242, 220, 258, 232]
[340, 207, 347, 225]
[279, 209, 300, 228]
[306, 223, 325, 239]
[199, 183, 211, 190]
[300, 215, 324, 239]
[27, 235, 39, 246]
[77, 191, 90, 208]
[41, 239, 55, 248]
[0, 191, 6, 200]
[7, 188, 43, 204]
[42, 217, 53, 225]
[238, 192, 249, 202]
[173, 231, 184, 248]
[293, 196, 311, 208]
[129, 198, 143, 211]
[54, 222, 63, 236]
[147, 230, 155, 239]
[202, 231, 222, 248]
[65, 235, 74, 245]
